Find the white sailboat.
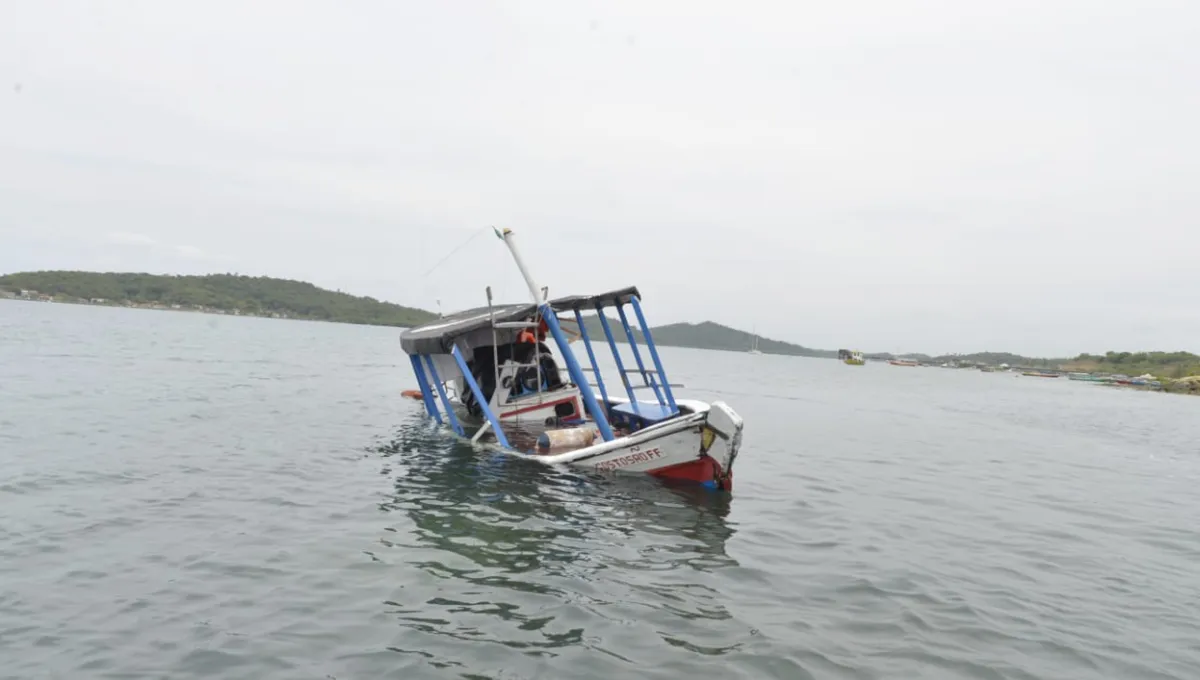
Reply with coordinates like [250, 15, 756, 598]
[748, 329, 763, 355]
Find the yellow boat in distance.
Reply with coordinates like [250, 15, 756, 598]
[838, 349, 865, 365]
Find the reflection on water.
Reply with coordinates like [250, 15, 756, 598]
[369, 415, 740, 672]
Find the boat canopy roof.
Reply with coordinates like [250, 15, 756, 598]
[544, 286, 641, 311]
[400, 286, 642, 355]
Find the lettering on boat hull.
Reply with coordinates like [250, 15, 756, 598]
[593, 446, 663, 472]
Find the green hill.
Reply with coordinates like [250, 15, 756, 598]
[0, 270, 833, 357]
[0, 270, 831, 354]
[0, 271, 437, 327]
[861, 348, 1197, 376]
[579, 317, 834, 358]
[13, 272, 1185, 378]
[863, 351, 1062, 367]
[1062, 351, 1200, 380]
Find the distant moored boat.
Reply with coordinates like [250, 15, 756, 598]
[838, 349, 865, 365]
[747, 330, 763, 355]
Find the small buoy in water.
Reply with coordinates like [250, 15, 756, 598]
[536, 427, 596, 453]
[401, 389, 423, 400]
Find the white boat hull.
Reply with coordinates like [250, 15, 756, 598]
[526, 399, 744, 491]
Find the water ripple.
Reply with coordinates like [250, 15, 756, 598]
[2, 301, 1200, 678]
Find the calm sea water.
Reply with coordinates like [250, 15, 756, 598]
[2, 299, 1199, 679]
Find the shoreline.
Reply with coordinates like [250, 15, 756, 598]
[5, 294, 1198, 386]
[0, 294, 408, 329]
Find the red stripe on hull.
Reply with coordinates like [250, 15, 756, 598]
[499, 396, 578, 418]
[649, 456, 731, 491]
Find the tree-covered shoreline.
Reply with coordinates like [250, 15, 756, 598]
[0, 271, 437, 328]
[3, 271, 1194, 380]
[1061, 352, 1200, 380]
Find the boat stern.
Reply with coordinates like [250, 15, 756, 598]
[700, 401, 743, 491]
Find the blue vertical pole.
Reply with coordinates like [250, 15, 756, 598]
[409, 354, 442, 423]
[574, 309, 610, 407]
[630, 296, 677, 414]
[542, 306, 615, 442]
[424, 355, 463, 436]
[616, 304, 665, 407]
[595, 305, 640, 416]
[451, 344, 511, 449]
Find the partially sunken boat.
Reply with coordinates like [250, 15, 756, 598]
[399, 228, 744, 491]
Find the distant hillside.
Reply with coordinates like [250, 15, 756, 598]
[864, 351, 1061, 367]
[859, 348, 1199, 377]
[14, 271, 1182, 375]
[579, 317, 835, 358]
[1062, 351, 1200, 379]
[0, 271, 437, 327]
[0, 270, 827, 354]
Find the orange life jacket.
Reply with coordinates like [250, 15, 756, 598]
[518, 318, 549, 344]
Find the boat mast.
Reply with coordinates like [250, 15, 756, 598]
[495, 227, 544, 303]
[493, 227, 616, 443]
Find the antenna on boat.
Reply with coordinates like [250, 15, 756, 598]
[494, 226, 616, 442]
[422, 227, 490, 319]
[486, 286, 499, 392]
[493, 227, 543, 305]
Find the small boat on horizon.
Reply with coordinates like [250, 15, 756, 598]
[839, 349, 865, 365]
[747, 329, 763, 355]
[1117, 373, 1161, 388]
[889, 359, 919, 367]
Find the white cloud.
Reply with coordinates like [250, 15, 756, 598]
[98, 232, 209, 263]
[106, 231, 157, 246]
[174, 245, 206, 259]
[2, 0, 1198, 354]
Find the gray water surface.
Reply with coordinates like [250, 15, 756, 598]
[2, 300, 1198, 679]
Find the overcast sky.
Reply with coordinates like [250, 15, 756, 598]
[2, 1, 1197, 356]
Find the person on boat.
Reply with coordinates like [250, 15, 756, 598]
[514, 317, 563, 392]
[516, 317, 548, 345]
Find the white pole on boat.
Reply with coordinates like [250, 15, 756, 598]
[494, 227, 544, 304]
[487, 286, 500, 410]
[495, 229, 547, 395]
[493, 226, 616, 442]
[471, 420, 492, 444]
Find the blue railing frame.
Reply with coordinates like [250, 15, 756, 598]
[542, 305, 615, 442]
[424, 355, 463, 436]
[574, 309, 610, 407]
[450, 344, 512, 449]
[630, 295, 678, 413]
[616, 304, 666, 407]
[409, 354, 442, 423]
[595, 305, 640, 416]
